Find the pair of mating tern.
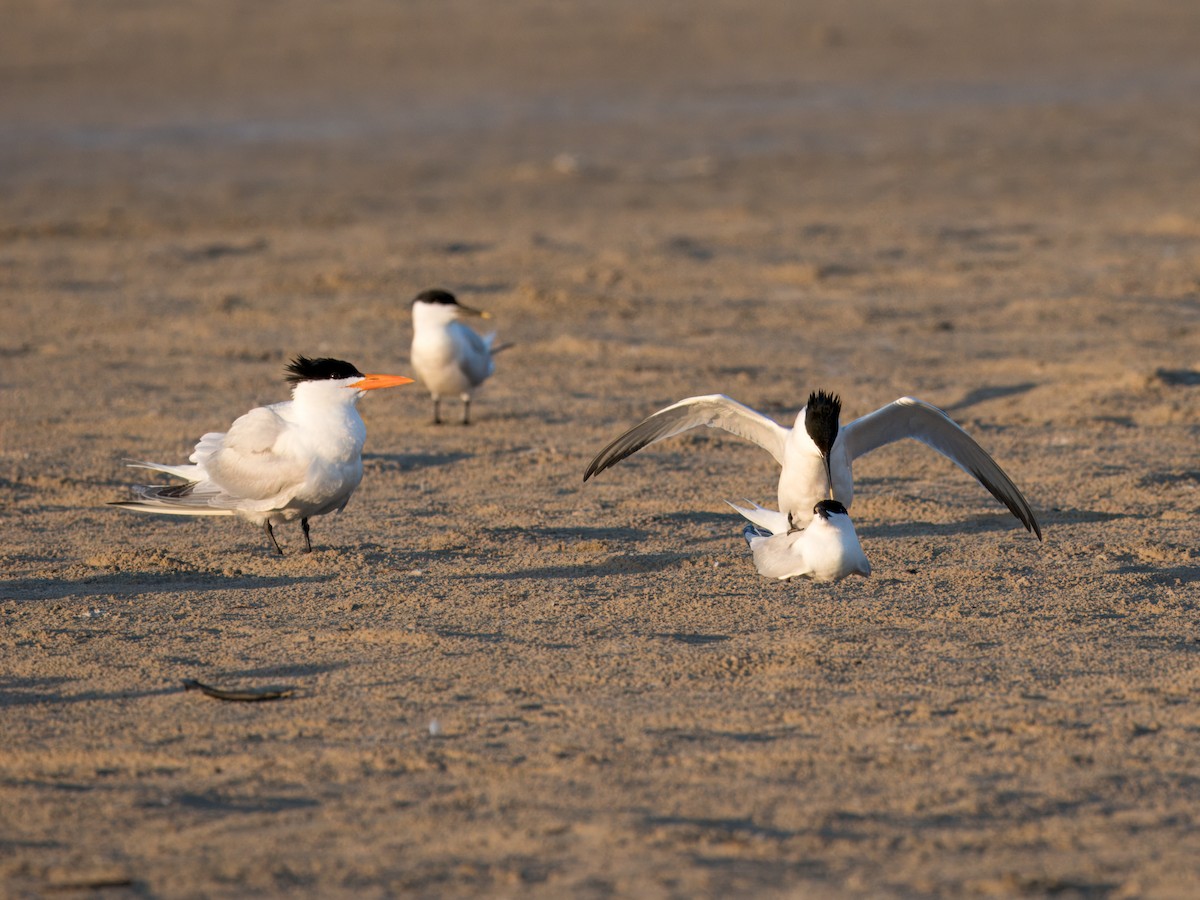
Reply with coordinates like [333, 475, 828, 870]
[584, 390, 1041, 582]
[112, 288, 503, 554]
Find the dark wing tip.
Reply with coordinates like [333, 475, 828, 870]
[583, 438, 647, 482]
[971, 466, 1042, 540]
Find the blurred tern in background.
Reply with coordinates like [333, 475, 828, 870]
[111, 356, 413, 555]
[585, 390, 1041, 538]
[730, 498, 871, 582]
[410, 288, 504, 424]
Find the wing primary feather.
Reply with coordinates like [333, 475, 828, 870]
[843, 397, 1042, 540]
[584, 395, 788, 481]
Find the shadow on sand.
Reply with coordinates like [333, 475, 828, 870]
[3, 572, 334, 602]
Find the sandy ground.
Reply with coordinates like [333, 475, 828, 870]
[3, 1, 1200, 896]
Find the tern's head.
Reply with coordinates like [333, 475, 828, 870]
[804, 390, 841, 497]
[285, 356, 413, 401]
[803, 391, 842, 455]
[411, 288, 491, 327]
[813, 499, 849, 521]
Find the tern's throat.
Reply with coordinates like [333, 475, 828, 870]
[287, 382, 368, 460]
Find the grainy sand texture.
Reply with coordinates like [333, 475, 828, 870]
[3, 1, 1200, 896]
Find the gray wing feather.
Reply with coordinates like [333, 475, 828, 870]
[452, 323, 495, 386]
[842, 397, 1041, 539]
[584, 395, 789, 481]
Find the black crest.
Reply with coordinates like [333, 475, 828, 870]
[285, 356, 364, 384]
[412, 288, 459, 307]
[803, 390, 842, 456]
[814, 499, 849, 519]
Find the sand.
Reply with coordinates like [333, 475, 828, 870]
[3, 1, 1200, 896]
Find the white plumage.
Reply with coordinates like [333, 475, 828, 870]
[729, 499, 871, 582]
[585, 390, 1041, 539]
[410, 288, 499, 425]
[111, 356, 413, 554]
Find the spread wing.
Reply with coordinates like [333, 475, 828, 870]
[584, 395, 789, 481]
[841, 397, 1041, 539]
[201, 406, 308, 510]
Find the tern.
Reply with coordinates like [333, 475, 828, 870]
[584, 390, 1041, 539]
[111, 356, 414, 555]
[410, 288, 500, 425]
[731, 499, 871, 582]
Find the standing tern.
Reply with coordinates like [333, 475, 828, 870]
[410, 288, 501, 425]
[731, 499, 871, 582]
[111, 356, 414, 555]
[584, 390, 1042, 539]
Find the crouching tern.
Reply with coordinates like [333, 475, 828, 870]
[585, 390, 1041, 539]
[731, 499, 871, 582]
[410, 288, 502, 425]
[110, 356, 413, 555]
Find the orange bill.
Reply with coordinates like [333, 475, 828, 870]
[350, 373, 415, 390]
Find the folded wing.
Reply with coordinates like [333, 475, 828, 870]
[451, 321, 496, 385]
[201, 407, 310, 512]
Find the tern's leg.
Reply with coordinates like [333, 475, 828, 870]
[432, 397, 442, 425]
[264, 521, 284, 556]
[461, 396, 471, 426]
[301, 518, 312, 553]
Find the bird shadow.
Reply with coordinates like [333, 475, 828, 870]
[3, 573, 334, 603]
[857, 507, 1141, 541]
[363, 451, 473, 472]
[856, 514, 1038, 541]
[215, 661, 349, 680]
[1156, 368, 1200, 387]
[943, 382, 1038, 414]
[640, 813, 802, 842]
[650, 632, 732, 646]
[165, 792, 319, 814]
[0, 679, 179, 708]
[450, 551, 692, 581]
[648, 509, 737, 529]
[1139, 470, 1200, 488]
[1109, 564, 1200, 585]
[485, 524, 650, 543]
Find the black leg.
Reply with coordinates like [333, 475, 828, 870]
[264, 521, 284, 556]
[432, 398, 442, 425]
[461, 396, 471, 426]
[301, 517, 312, 553]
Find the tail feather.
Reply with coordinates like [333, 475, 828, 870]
[125, 459, 203, 481]
[109, 500, 237, 517]
[110, 479, 238, 516]
[726, 499, 789, 535]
